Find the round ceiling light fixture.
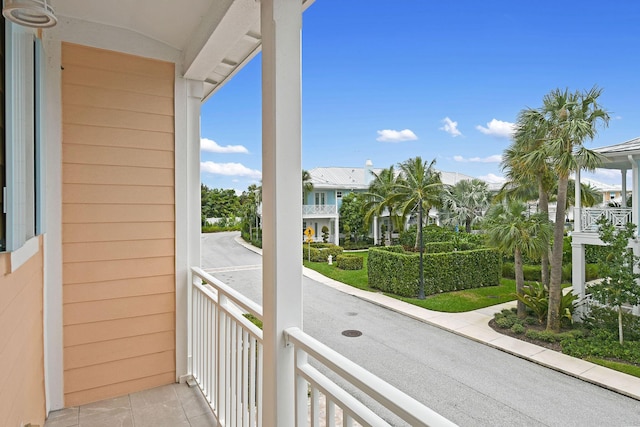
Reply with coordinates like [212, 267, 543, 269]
[3, 0, 57, 28]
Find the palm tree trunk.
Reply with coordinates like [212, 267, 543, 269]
[465, 217, 472, 233]
[538, 179, 550, 287]
[548, 175, 568, 332]
[618, 306, 624, 345]
[515, 247, 526, 318]
[418, 202, 425, 299]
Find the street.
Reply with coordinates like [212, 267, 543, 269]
[202, 232, 640, 426]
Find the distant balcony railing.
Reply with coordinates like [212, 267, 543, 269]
[580, 208, 632, 232]
[303, 204, 337, 215]
[189, 267, 454, 427]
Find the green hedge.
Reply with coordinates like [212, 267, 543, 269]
[501, 262, 599, 282]
[368, 247, 501, 297]
[303, 244, 343, 262]
[336, 254, 364, 270]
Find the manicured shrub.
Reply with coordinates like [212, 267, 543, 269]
[423, 241, 455, 253]
[502, 262, 515, 279]
[336, 254, 363, 270]
[368, 246, 501, 297]
[303, 244, 343, 262]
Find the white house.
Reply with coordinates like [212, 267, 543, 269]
[304, 161, 494, 244]
[571, 137, 640, 316]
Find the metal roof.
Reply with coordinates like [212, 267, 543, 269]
[593, 136, 640, 169]
[308, 166, 496, 190]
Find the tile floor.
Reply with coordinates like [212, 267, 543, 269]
[44, 383, 217, 427]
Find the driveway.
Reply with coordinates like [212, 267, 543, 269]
[202, 232, 640, 426]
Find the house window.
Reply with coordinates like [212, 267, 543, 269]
[3, 21, 44, 253]
[336, 191, 342, 198]
[315, 192, 325, 205]
[610, 192, 615, 200]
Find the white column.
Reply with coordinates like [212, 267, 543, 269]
[621, 168, 627, 206]
[574, 169, 581, 232]
[261, 1, 303, 426]
[571, 242, 586, 318]
[175, 78, 203, 381]
[43, 36, 64, 413]
[633, 158, 639, 227]
[373, 216, 378, 245]
[334, 214, 340, 245]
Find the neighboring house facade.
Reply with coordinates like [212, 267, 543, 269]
[304, 161, 494, 244]
[0, 2, 451, 427]
[571, 137, 639, 316]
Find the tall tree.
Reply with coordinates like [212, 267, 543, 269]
[339, 192, 367, 242]
[363, 166, 402, 244]
[501, 108, 556, 288]
[388, 157, 443, 299]
[485, 201, 552, 318]
[526, 86, 609, 331]
[440, 178, 492, 233]
[302, 169, 314, 203]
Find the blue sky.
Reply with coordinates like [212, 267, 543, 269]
[200, 0, 640, 193]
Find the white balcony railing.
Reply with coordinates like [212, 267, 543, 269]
[191, 268, 264, 426]
[303, 204, 337, 215]
[580, 208, 632, 231]
[189, 267, 455, 427]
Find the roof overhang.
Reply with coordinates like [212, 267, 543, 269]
[53, 0, 313, 101]
[593, 137, 640, 169]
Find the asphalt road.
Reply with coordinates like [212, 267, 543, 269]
[201, 232, 640, 426]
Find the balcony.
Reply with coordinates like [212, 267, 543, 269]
[303, 204, 337, 216]
[579, 207, 632, 232]
[189, 268, 455, 426]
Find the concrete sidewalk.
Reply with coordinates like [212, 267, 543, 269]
[235, 236, 640, 401]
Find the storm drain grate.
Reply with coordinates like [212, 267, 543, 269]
[341, 330, 362, 337]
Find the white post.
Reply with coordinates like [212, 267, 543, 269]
[571, 242, 586, 318]
[373, 215, 378, 245]
[175, 78, 203, 381]
[574, 169, 581, 232]
[621, 168, 627, 207]
[261, 1, 303, 426]
[334, 214, 340, 245]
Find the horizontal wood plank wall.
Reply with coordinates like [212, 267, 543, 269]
[0, 237, 45, 427]
[61, 43, 175, 406]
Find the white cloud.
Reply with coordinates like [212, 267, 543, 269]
[453, 154, 502, 163]
[201, 137, 249, 154]
[376, 129, 418, 143]
[200, 161, 262, 179]
[439, 117, 462, 137]
[475, 119, 515, 138]
[478, 173, 506, 184]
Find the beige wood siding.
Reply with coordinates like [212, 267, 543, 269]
[61, 43, 175, 406]
[0, 238, 45, 427]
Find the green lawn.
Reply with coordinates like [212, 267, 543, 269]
[303, 252, 519, 312]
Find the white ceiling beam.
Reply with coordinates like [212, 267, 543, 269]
[182, 0, 260, 82]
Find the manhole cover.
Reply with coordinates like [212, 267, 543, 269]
[342, 330, 362, 337]
[345, 312, 358, 316]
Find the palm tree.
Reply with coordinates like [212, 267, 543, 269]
[388, 157, 443, 299]
[485, 201, 552, 318]
[363, 166, 402, 244]
[302, 169, 314, 203]
[500, 108, 556, 288]
[530, 86, 609, 331]
[440, 178, 492, 233]
[564, 180, 601, 209]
